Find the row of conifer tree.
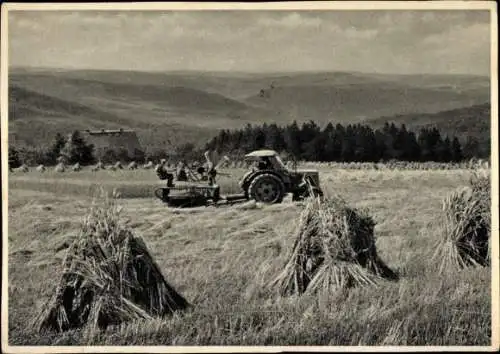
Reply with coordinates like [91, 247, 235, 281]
[9, 121, 485, 167]
[204, 121, 477, 163]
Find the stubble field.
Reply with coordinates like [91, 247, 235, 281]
[6, 165, 492, 346]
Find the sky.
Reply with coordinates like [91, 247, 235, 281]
[8, 9, 492, 76]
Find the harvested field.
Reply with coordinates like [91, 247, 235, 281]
[7, 167, 493, 346]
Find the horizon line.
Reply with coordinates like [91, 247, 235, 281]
[8, 65, 491, 78]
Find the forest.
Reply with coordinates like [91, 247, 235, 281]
[9, 120, 486, 168]
[203, 121, 481, 163]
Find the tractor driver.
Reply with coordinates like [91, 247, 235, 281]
[176, 161, 188, 182]
[258, 157, 272, 170]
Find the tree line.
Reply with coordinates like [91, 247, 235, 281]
[9, 131, 95, 168]
[8, 130, 200, 168]
[9, 121, 485, 168]
[204, 121, 481, 163]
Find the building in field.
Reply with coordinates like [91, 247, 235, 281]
[82, 129, 143, 160]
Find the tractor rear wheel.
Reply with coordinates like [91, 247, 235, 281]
[248, 173, 285, 204]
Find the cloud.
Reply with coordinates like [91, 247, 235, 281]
[419, 22, 491, 74]
[422, 22, 490, 47]
[7, 10, 492, 75]
[257, 12, 322, 28]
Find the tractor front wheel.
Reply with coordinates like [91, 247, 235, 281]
[248, 173, 285, 204]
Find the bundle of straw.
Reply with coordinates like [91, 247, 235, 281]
[269, 196, 397, 296]
[33, 190, 189, 334]
[470, 169, 491, 229]
[433, 178, 490, 273]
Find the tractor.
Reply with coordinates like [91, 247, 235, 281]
[154, 149, 323, 208]
[239, 150, 323, 203]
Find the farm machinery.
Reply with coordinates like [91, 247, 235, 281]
[154, 149, 323, 208]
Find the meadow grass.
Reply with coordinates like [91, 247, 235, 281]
[7, 168, 492, 346]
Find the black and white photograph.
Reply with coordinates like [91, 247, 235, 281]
[1, 1, 498, 351]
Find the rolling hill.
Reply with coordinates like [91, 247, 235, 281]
[244, 82, 487, 122]
[8, 85, 217, 149]
[7, 67, 491, 151]
[367, 103, 491, 135]
[365, 103, 492, 157]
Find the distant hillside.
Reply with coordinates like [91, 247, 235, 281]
[8, 67, 490, 149]
[244, 82, 487, 122]
[9, 73, 263, 124]
[366, 103, 491, 156]
[8, 85, 218, 149]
